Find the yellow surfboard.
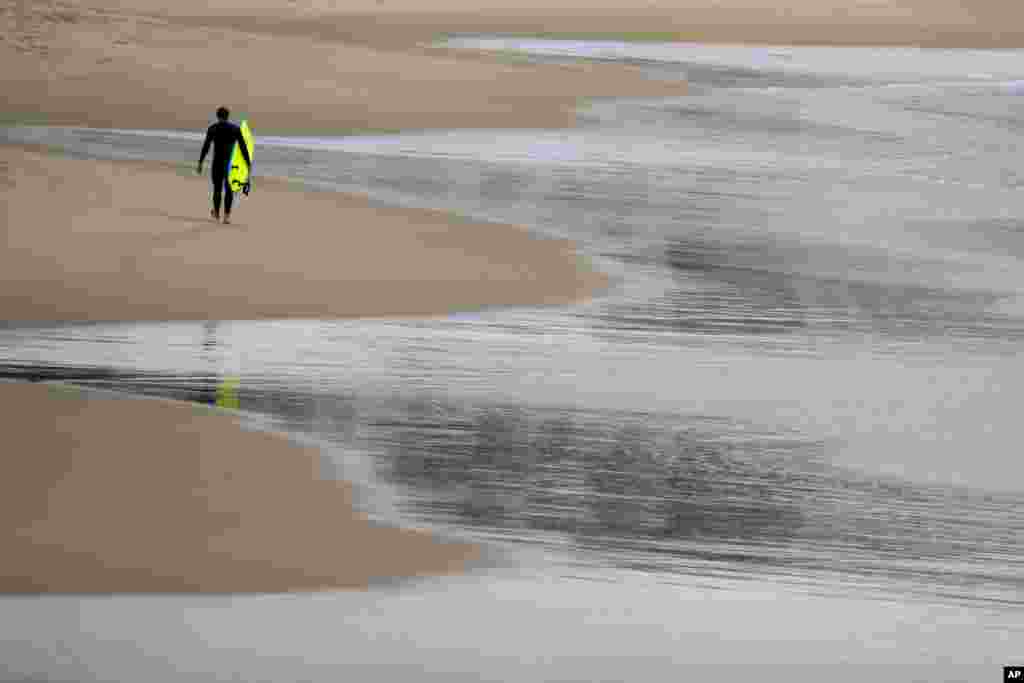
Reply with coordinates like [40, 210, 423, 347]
[228, 119, 254, 193]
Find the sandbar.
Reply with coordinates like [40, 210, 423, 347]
[0, 382, 480, 593]
[1, 145, 607, 321]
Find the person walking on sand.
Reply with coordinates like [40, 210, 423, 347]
[196, 107, 251, 225]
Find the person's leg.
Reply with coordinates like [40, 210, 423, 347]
[222, 175, 234, 223]
[211, 171, 223, 219]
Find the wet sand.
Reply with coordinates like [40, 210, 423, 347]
[0, 381, 480, 593]
[1, 145, 607, 321]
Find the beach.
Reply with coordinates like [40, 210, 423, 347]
[3, 1, 1024, 681]
[2, 0, 1022, 611]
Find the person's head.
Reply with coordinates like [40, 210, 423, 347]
[216, 107, 230, 121]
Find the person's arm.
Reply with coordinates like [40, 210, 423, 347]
[197, 126, 213, 173]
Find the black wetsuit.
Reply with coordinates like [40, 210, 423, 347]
[198, 120, 251, 215]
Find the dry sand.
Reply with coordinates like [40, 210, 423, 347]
[0, 381, 480, 593]
[1, 0, 688, 134]
[1, 145, 608, 321]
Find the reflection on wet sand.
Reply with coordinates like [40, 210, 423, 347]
[365, 395, 1022, 604]
[378, 400, 808, 543]
[597, 234, 1024, 346]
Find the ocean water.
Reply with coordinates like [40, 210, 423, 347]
[1, 40, 1023, 681]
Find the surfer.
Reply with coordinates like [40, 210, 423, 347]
[196, 107, 251, 224]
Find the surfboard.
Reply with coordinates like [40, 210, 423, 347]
[228, 119, 254, 193]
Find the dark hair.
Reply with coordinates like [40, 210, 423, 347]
[216, 107, 230, 120]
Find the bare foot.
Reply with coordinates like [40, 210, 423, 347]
[223, 214, 231, 224]
[211, 209, 219, 221]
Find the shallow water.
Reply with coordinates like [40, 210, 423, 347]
[2, 40, 1023, 680]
